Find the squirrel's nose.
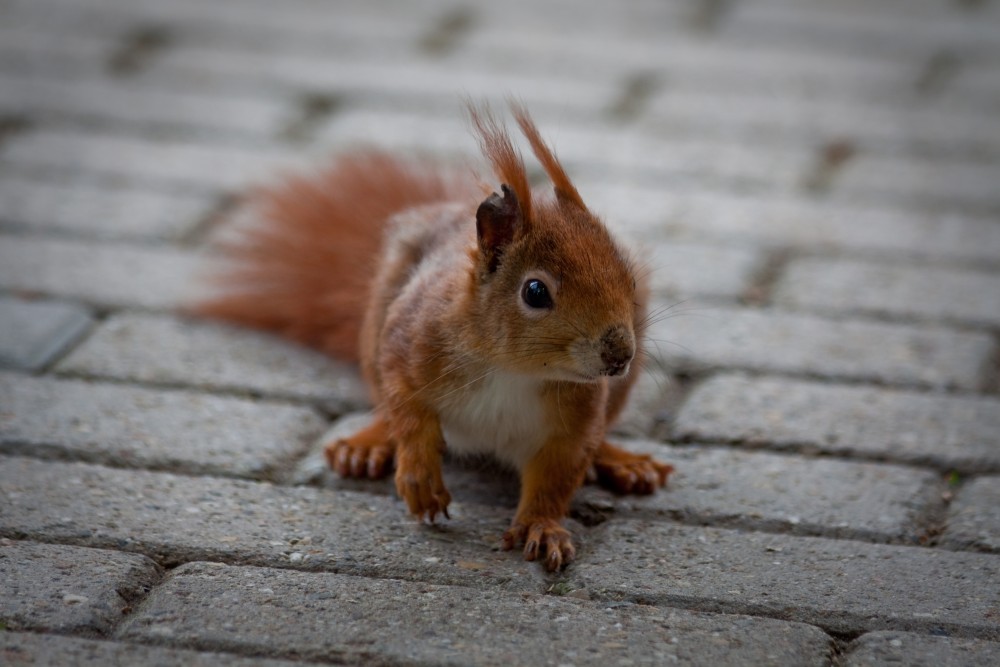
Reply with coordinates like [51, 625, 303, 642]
[600, 325, 635, 376]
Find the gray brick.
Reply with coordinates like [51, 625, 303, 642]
[0, 235, 204, 311]
[0, 297, 92, 371]
[56, 313, 369, 411]
[645, 305, 994, 390]
[954, 64, 1000, 106]
[0, 174, 216, 241]
[0, 26, 110, 78]
[118, 560, 832, 666]
[608, 364, 678, 437]
[774, 258, 1000, 328]
[943, 476, 1000, 552]
[835, 155, 1000, 210]
[0, 73, 291, 138]
[9, 0, 430, 46]
[577, 439, 940, 543]
[0, 129, 298, 192]
[673, 374, 1000, 472]
[844, 630, 1000, 667]
[0, 632, 318, 667]
[724, 2, 1000, 62]
[642, 240, 763, 301]
[150, 48, 619, 118]
[573, 521, 1000, 638]
[465, 29, 915, 103]
[642, 90, 1000, 159]
[0, 456, 546, 589]
[581, 185, 1000, 264]
[315, 108, 475, 157]
[0, 373, 326, 478]
[0, 540, 160, 634]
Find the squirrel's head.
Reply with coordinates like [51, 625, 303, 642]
[468, 104, 644, 383]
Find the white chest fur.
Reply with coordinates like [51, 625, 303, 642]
[437, 371, 549, 470]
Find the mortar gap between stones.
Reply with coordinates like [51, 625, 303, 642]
[417, 6, 477, 56]
[279, 92, 344, 145]
[607, 71, 661, 122]
[740, 247, 793, 307]
[107, 24, 174, 77]
[177, 192, 241, 248]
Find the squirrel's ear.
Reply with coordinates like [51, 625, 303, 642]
[476, 184, 523, 273]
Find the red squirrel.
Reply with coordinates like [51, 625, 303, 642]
[198, 104, 673, 570]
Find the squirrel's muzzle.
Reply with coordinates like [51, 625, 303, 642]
[600, 325, 635, 377]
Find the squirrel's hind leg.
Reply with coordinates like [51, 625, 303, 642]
[589, 441, 673, 496]
[325, 419, 396, 480]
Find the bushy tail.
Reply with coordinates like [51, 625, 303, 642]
[195, 151, 471, 362]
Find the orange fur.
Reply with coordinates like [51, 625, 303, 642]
[196, 104, 673, 571]
[511, 102, 585, 209]
[196, 152, 472, 361]
[468, 104, 533, 222]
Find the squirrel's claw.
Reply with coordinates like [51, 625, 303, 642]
[503, 518, 575, 572]
[395, 465, 452, 524]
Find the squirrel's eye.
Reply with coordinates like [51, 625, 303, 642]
[521, 279, 553, 309]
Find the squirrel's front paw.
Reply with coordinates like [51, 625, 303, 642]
[502, 518, 575, 572]
[325, 437, 394, 480]
[591, 442, 674, 495]
[395, 461, 451, 523]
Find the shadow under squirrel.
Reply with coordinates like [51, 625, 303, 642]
[197, 103, 673, 571]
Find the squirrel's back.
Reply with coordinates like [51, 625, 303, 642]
[196, 152, 474, 361]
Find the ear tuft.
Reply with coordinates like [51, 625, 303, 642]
[476, 184, 523, 273]
[468, 103, 533, 222]
[510, 102, 586, 210]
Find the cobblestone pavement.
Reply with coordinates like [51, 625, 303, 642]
[1, 1, 999, 665]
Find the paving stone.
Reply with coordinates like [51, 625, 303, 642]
[673, 373, 1000, 473]
[149, 47, 620, 119]
[8, 0, 433, 47]
[774, 257, 1000, 327]
[118, 560, 833, 666]
[642, 89, 1000, 159]
[0, 25, 110, 78]
[0, 73, 292, 138]
[844, 630, 1000, 667]
[465, 29, 918, 106]
[0, 373, 326, 479]
[0, 129, 298, 192]
[0, 235, 205, 311]
[0, 297, 92, 371]
[572, 521, 1000, 639]
[575, 439, 940, 543]
[641, 240, 763, 301]
[56, 313, 369, 412]
[724, 1, 1000, 60]
[645, 305, 995, 390]
[0, 540, 160, 634]
[0, 456, 547, 590]
[835, 155, 1000, 211]
[608, 364, 679, 438]
[942, 476, 1000, 552]
[0, 173, 216, 241]
[0, 632, 319, 667]
[580, 185, 1000, 264]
